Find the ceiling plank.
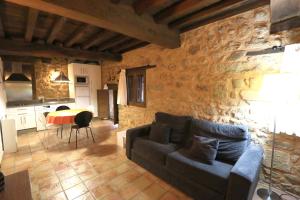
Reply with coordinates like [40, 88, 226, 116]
[47, 16, 66, 44]
[65, 24, 90, 47]
[133, 0, 170, 15]
[0, 38, 122, 61]
[112, 39, 145, 52]
[82, 31, 116, 50]
[154, 0, 221, 24]
[170, 0, 269, 31]
[0, 16, 5, 38]
[25, 8, 39, 42]
[98, 35, 130, 51]
[119, 41, 149, 53]
[111, 0, 135, 5]
[6, 0, 180, 48]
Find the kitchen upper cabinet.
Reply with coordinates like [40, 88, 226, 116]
[71, 63, 90, 76]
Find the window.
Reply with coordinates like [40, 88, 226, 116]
[126, 68, 146, 107]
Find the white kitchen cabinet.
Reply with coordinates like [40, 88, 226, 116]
[6, 106, 36, 130]
[70, 63, 90, 76]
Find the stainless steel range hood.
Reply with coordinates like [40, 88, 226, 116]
[5, 63, 31, 82]
[4, 62, 33, 101]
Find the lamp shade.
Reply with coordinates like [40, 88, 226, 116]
[53, 71, 70, 83]
[281, 43, 300, 73]
[260, 73, 300, 103]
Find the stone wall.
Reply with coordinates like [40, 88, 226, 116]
[101, 6, 300, 195]
[35, 58, 69, 99]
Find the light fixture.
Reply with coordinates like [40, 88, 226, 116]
[52, 62, 70, 83]
[53, 71, 70, 83]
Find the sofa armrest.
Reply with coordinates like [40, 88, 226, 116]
[126, 124, 151, 159]
[226, 144, 263, 200]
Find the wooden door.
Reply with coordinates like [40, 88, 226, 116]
[97, 90, 109, 119]
[107, 84, 119, 124]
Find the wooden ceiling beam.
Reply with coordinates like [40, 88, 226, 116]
[170, 0, 269, 31]
[1, 55, 51, 63]
[65, 24, 90, 48]
[0, 38, 122, 61]
[47, 16, 66, 44]
[6, 0, 180, 48]
[112, 39, 145, 52]
[25, 8, 39, 42]
[154, 0, 221, 24]
[0, 16, 5, 38]
[133, 0, 171, 15]
[111, 0, 135, 5]
[98, 35, 130, 51]
[119, 41, 149, 53]
[270, 0, 300, 33]
[82, 31, 117, 50]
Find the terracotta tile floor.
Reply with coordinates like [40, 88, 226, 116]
[0, 119, 298, 200]
[0, 120, 192, 200]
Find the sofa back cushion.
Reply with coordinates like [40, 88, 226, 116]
[149, 122, 171, 144]
[187, 135, 219, 164]
[189, 118, 250, 164]
[155, 112, 192, 144]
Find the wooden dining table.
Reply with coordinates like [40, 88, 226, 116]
[46, 109, 86, 125]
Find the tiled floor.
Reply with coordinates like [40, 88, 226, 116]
[0, 120, 192, 200]
[0, 120, 298, 200]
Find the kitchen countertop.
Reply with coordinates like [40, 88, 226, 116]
[6, 98, 75, 108]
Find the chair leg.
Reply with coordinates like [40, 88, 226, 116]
[61, 125, 63, 138]
[68, 128, 73, 143]
[85, 128, 89, 138]
[57, 128, 59, 136]
[89, 127, 95, 143]
[76, 129, 78, 148]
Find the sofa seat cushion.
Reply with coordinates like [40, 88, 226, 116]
[132, 137, 178, 165]
[166, 149, 233, 194]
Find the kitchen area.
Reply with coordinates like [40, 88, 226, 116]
[0, 57, 118, 162]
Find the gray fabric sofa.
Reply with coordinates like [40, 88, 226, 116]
[126, 112, 263, 200]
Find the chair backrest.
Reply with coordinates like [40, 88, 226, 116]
[56, 105, 70, 111]
[74, 111, 93, 128]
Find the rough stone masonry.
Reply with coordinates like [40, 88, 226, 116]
[101, 6, 300, 195]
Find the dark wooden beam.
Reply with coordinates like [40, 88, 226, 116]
[0, 55, 51, 63]
[112, 39, 143, 52]
[154, 0, 221, 24]
[0, 16, 5, 38]
[0, 38, 122, 61]
[111, 0, 134, 5]
[6, 0, 180, 48]
[98, 36, 130, 51]
[170, 0, 270, 32]
[25, 8, 39, 42]
[82, 31, 116, 50]
[133, 0, 170, 15]
[47, 16, 66, 44]
[270, 0, 300, 33]
[119, 41, 149, 53]
[65, 24, 89, 47]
